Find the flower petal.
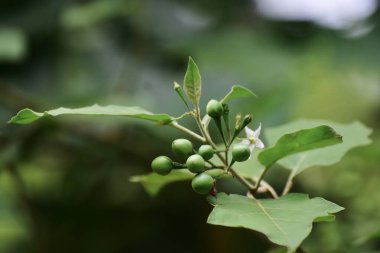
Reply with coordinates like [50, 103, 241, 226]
[239, 139, 250, 146]
[255, 138, 265, 149]
[248, 145, 255, 159]
[244, 126, 255, 138]
[253, 123, 262, 138]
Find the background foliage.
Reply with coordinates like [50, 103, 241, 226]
[0, 0, 379, 252]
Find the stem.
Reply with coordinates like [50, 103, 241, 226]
[229, 168, 256, 195]
[170, 121, 205, 142]
[252, 177, 279, 199]
[252, 166, 271, 193]
[282, 171, 295, 196]
[214, 117, 227, 147]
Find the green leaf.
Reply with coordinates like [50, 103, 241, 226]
[130, 170, 193, 196]
[183, 57, 201, 107]
[207, 193, 344, 252]
[259, 125, 343, 167]
[264, 119, 372, 176]
[221, 85, 256, 103]
[8, 105, 173, 125]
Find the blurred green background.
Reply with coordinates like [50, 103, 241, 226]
[0, 0, 380, 252]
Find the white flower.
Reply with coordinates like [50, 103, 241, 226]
[239, 124, 265, 158]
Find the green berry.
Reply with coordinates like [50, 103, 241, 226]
[232, 144, 250, 162]
[186, 154, 205, 173]
[192, 172, 214, 194]
[206, 99, 224, 118]
[172, 139, 193, 158]
[151, 156, 173, 175]
[198, 145, 214, 160]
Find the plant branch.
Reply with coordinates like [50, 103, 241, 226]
[282, 171, 295, 196]
[170, 121, 205, 142]
[252, 177, 278, 199]
[252, 166, 271, 193]
[229, 168, 256, 194]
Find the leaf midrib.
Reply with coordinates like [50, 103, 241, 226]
[255, 199, 291, 245]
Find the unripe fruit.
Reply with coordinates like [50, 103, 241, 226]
[191, 172, 214, 194]
[232, 144, 250, 162]
[151, 156, 173, 175]
[186, 154, 206, 173]
[198, 145, 214, 160]
[172, 139, 193, 158]
[206, 99, 224, 118]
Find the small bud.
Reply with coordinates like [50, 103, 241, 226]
[173, 81, 190, 110]
[240, 114, 253, 130]
[235, 114, 242, 130]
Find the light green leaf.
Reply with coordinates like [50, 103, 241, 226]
[221, 85, 256, 103]
[8, 105, 173, 125]
[264, 119, 372, 176]
[207, 193, 344, 252]
[183, 57, 201, 107]
[259, 125, 342, 167]
[130, 170, 193, 196]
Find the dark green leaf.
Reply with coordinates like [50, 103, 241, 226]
[259, 125, 342, 167]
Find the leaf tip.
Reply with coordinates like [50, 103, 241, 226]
[8, 108, 41, 124]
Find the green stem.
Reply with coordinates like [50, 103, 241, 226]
[170, 121, 205, 142]
[214, 117, 227, 147]
[252, 177, 278, 199]
[252, 166, 271, 193]
[229, 168, 256, 195]
[282, 171, 296, 196]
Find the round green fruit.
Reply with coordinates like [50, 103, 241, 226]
[151, 156, 173, 175]
[198, 145, 214, 160]
[172, 138, 193, 158]
[206, 99, 224, 118]
[186, 154, 206, 173]
[232, 144, 250, 162]
[191, 172, 214, 194]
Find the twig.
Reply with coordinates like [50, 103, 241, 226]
[170, 121, 205, 142]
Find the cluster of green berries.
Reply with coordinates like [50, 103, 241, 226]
[151, 138, 215, 194]
[151, 99, 252, 195]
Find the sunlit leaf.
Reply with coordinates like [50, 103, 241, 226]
[8, 105, 173, 125]
[207, 193, 344, 252]
[264, 119, 372, 176]
[130, 170, 193, 196]
[183, 57, 201, 107]
[259, 125, 342, 167]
